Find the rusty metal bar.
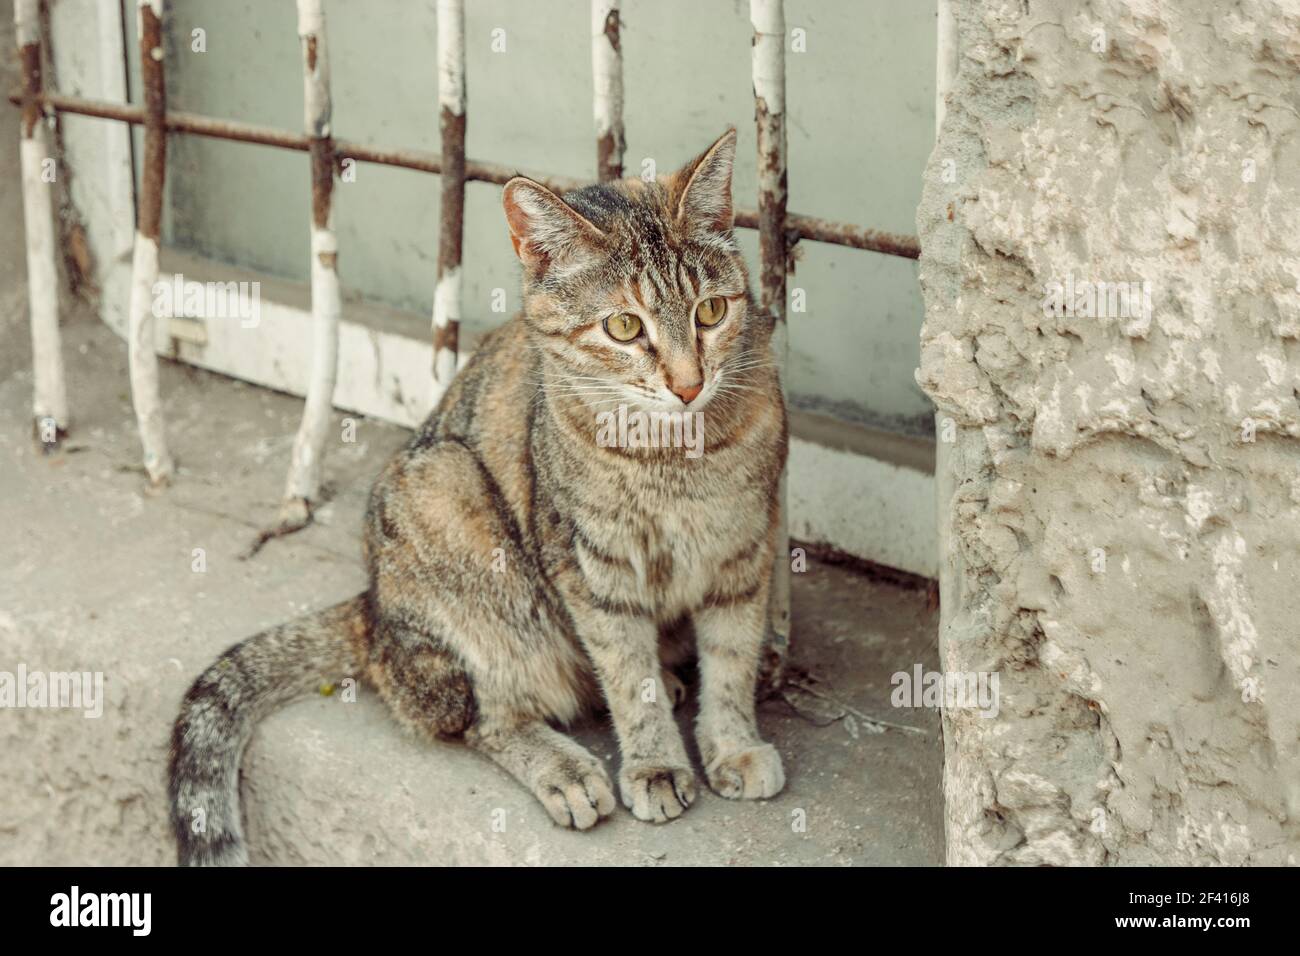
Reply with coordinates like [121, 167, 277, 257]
[592, 0, 624, 182]
[752, 1, 788, 328]
[751, 0, 790, 685]
[278, 0, 341, 530]
[432, 0, 465, 387]
[767, 211, 919, 259]
[15, 0, 68, 448]
[126, 0, 174, 486]
[9, 92, 918, 258]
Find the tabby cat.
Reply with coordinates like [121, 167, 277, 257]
[168, 129, 788, 865]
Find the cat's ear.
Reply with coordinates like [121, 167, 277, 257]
[502, 177, 604, 275]
[673, 128, 737, 235]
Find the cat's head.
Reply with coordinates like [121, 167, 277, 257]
[502, 129, 772, 415]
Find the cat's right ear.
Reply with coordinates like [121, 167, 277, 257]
[502, 178, 604, 276]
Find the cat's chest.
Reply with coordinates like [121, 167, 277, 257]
[549, 400, 784, 619]
[593, 477, 770, 619]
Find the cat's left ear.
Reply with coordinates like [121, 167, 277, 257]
[673, 128, 737, 235]
[502, 177, 605, 276]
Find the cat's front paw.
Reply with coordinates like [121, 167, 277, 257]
[619, 763, 696, 823]
[533, 757, 617, 830]
[705, 742, 785, 800]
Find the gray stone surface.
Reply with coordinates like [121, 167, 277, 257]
[918, 0, 1300, 865]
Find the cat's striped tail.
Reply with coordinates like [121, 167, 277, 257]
[167, 594, 369, 866]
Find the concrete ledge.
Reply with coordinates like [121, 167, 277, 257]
[0, 319, 944, 865]
[157, 247, 473, 428]
[789, 410, 936, 579]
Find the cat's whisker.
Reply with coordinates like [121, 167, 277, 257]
[527, 383, 626, 392]
[542, 386, 627, 393]
[526, 374, 624, 387]
[557, 374, 624, 383]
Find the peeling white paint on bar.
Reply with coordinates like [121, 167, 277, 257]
[134, 0, 162, 41]
[15, 0, 38, 45]
[126, 233, 173, 483]
[591, 1, 622, 138]
[298, 0, 330, 137]
[281, 0, 340, 523]
[283, 226, 341, 509]
[432, 265, 461, 388]
[436, 0, 466, 114]
[18, 122, 69, 432]
[124, 0, 174, 483]
[750, 0, 791, 668]
[935, 0, 957, 135]
[296, 0, 323, 38]
[432, 0, 465, 389]
[16, 0, 68, 434]
[750, 0, 785, 116]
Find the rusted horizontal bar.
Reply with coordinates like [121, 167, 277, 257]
[776, 212, 920, 260]
[8, 90, 920, 259]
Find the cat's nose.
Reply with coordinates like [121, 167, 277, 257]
[671, 381, 703, 405]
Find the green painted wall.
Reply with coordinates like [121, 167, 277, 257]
[142, 0, 936, 435]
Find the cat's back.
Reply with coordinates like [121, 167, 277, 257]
[414, 314, 537, 445]
[365, 316, 540, 549]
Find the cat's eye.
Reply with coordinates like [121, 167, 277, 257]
[604, 312, 642, 342]
[695, 297, 727, 328]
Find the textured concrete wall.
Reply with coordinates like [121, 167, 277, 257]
[918, 0, 1300, 865]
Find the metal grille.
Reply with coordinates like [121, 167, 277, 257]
[12, 0, 921, 677]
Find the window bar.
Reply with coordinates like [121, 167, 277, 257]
[15, 0, 68, 449]
[751, 0, 790, 683]
[279, 0, 340, 528]
[432, 0, 466, 389]
[127, 0, 174, 486]
[592, 0, 624, 182]
[6, 92, 920, 259]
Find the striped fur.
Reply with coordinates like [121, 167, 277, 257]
[167, 130, 787, 864]
[168, 596, 369, 866]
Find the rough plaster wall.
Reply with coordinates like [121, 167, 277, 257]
[917, 0, 1300, 865]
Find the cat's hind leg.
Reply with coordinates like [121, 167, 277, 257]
[367, 441, 612, 829]
[368, 617, 615, 830]
[365, 619, 477, 740]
